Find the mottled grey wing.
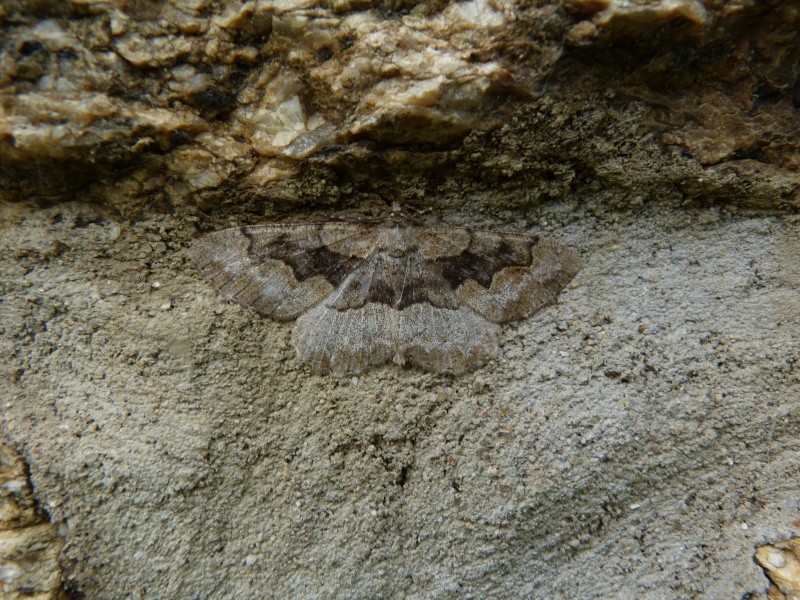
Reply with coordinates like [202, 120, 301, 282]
[291, 250, 501, 375]
[189, 223, 376, 321]
[292, 225, 580, 376]
[422, 228, 582, 324]
[192, 221, 580, 376]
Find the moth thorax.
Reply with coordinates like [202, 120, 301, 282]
[378, 226, 408, 256]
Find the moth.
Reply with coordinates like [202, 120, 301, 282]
[189, 206, 581, 375]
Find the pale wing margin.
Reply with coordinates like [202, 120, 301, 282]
[420, 228, 581, 324]
[189, 223, 376, 320]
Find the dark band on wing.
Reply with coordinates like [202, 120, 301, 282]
[327, 255, 462, 311]
[240, 227, 362, 287]
[436, 236, 537, 289]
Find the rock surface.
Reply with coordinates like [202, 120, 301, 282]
[2, 0, 799, 211]
[0, 440, 66, 600]
[756, 537, 800, 600]
[1, 0, 799, 598]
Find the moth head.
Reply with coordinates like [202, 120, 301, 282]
[386, 202, 429, 222]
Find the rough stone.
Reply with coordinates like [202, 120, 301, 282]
[756, 538, 800, 600]
[0, 440, 66, 600]
[2, 0, 798, 209]
[1, 0, 799, 598]
[1, 199, 798, 598]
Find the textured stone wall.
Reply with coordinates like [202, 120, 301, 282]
[1, 0, 799, 598]
[0, 440, 66, 600]
[2, 0, 798, 211]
